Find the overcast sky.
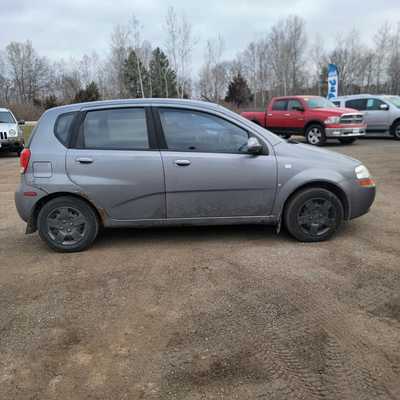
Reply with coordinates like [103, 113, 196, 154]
[2, 0, 400, 69]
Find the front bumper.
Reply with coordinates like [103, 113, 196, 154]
[342, 179, 376, 220]
[325, 126, 366, 138]
[0, 137, 24, 151]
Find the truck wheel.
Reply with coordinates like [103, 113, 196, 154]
[37, 196, 99, 252]
[305, 124, 326, 146]
[391, 121, 400, 140]
[338, 138, 356, 145]
[284, 188, 344, 242]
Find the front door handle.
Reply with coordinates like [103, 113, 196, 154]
[76, 157, 94, 164]
[284, 113, 291, 116]
[175, 159, 191, 166]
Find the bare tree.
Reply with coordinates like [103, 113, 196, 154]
[165, 6, 196, 98]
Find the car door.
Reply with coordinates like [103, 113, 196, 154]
[156, 107, 277, 219]
[267, 99, 288, 134]
[285, 99, 305, 132]
[66, 107, 165, 221]
[364, 98, 391, 130]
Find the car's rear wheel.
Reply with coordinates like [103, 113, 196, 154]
[391, 121, 400, 140]
[338, 138, 356, 145]
[284, 188, 344, 242]
[37, 196, 99, 252]
[305, 124, 326, 146]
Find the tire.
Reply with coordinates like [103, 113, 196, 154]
[284, 188, 344, 242]
[305, 124, 326, 146]
[391, 120, 400, 140]
[37, 196, 99, 252]
[338, 138, 356, 145]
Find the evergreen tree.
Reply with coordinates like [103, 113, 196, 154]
[123, 49, 149, 98]
[74, 81, 101, 103]
[149, 47, 178, 98]
[225, 73, 253, 107]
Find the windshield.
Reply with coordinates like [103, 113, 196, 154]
[385, 96, 400, 109]
[0, 111, 16, 124]
[305, 97, 337, 109]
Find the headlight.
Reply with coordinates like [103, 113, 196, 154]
[355, 165, 375, 187]
[9, 129, 17, 137]
[325, 116, 341, 124]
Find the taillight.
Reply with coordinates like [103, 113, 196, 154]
[20, 148, 31, 174]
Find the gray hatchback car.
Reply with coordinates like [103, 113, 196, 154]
[15, 99, 376, 252]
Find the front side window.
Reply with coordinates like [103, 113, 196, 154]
[366, 98, 388, 111]
[272, 100, 288, 111]
[0, 111, 16, 124]
[287, 100, 302, 111]
[159, 109, 249, 153]
[80, 108, 149, 149]
[345, 99, 367, 111]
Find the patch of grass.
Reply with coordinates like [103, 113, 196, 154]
[22, 125, 34, 143]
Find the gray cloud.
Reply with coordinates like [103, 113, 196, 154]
[1, 0, 399, 69]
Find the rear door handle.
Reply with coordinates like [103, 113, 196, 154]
[175, 159, 191, 166]
[76, 157, 93, 164]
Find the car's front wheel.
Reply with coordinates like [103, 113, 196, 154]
[284, 188, 344, 242]
[37, 196, 99, 252]
[305, 124, 326, 146]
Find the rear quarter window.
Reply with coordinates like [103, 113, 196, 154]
[54, 112, 77, 146]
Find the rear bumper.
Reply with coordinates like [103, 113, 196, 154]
[15, 182, 47, 223]
[325, 126, 366, 138]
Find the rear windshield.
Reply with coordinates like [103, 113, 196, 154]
[0, 111, 16, 124]
[54, 112, 77, 146]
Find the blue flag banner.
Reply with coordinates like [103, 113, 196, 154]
[327, 64, 339, 100]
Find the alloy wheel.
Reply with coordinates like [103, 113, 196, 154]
[307, 128, 322, 145]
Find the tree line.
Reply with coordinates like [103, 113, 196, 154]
[0, 9, 400, 119]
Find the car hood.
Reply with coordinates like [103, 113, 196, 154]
[274, 141, 361, 179]
[0, 122, 18, 132]
[311, 107, 361, 115]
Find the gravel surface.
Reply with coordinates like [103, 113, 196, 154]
[0, 138, 399, 399]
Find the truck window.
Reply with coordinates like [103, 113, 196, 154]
[345, 99, 367, 111]
[332, 101, 340, 107]
[287, 100, 302, 110]
[272, 100, 288, 111]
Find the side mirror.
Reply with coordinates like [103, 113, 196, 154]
[247, 137, 263, 155]
[380, 104, 389, 110]
[18, 120, 25, 125]
[293, 106, 305, 112]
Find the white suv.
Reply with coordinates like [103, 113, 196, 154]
[332, 95, 400, 139]
[0, 107, 25, 155]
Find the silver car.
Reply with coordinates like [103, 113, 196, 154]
[0, 107, 25, 155]
[332, 94, 400, 139]
[15, 99, 376, 252]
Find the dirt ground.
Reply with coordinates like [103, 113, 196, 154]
[0, 138, 399, 400]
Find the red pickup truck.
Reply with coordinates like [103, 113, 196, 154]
[241, 95, 366, 145]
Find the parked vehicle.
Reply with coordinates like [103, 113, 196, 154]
[241, 95, 366, 146]
[15, 99, 376, 252]
[0, 107, 25, 156]
[332, 94, 400, 139]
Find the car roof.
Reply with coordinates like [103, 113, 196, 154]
[272, 95, 320, 100]
[334, 94, 390, 100]
[0, 107, 11, 112]
[47, 98, 224, 113]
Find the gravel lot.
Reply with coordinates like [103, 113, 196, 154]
[1, 138, 399, 399]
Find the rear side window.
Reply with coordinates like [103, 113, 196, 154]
[80, 108, 149, 150]
[54, 112, 76, 146]
[272, 100, 288, 111]
[345, 99, 367, 111]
